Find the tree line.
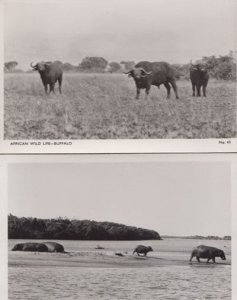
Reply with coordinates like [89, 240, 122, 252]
[4, 51, 236, 80]
[8, 214, 161, 240]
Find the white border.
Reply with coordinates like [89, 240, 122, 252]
[0, 153, 236, 299]
[0, 0, 237, 154]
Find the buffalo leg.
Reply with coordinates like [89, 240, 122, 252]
[196, 257, 200, 262]
[207, 258, 210, 263]
[192, 84, 196, 96]
[145, 85, 151, 100]
[136, 87, 141, 100]
[164, 82, 171, 99]
[49, 83, 55, 94]
[212, 257, 216, 263]
[196, 85, 201, 97]
[189, 254, 194, 262]
[169, 79, 179, 99]
[58, 75, 62, 94]
[203, 85, 207, 97]
[44, 84, 48, 94]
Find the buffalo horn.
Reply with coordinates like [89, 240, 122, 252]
[30, 62, 37, 68]
[140, 67, 151, 75]
[124, 70, 132, 74]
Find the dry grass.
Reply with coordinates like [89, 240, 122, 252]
[4, 73, 236, 139]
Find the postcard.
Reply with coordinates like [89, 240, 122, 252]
[0, 0, 236, 153]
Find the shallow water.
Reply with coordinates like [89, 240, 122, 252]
[8, 239, 231, 300]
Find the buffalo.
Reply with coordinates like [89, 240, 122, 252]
[30, 61, 63, 94]
[189, 245, 226, 263]
[12, 242, 48, 252]
[12, 242, 65, 253]
[125, 61, 179, 100]
[190, 63, 209, 97]
[133, 245, 153, 256]
[41, 242, 65, 253]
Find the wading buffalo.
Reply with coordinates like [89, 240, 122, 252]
[41, 242, 64, 253]
[30, 61, 63, 94]
[125, 61, 179, 100]
[12, 242, 65, 253]
[190, 63, 209, 97]
[189, 245, 226, 263]
[12, 242, 48, 252]
[133, 245, 153, 256]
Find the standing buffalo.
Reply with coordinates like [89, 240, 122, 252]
[30, 61, 63, 94]
[189, 245, 226, 263]
[190, 63, 209, 97]
[133, 245, 153, 256]
[125, 61, 179, 100]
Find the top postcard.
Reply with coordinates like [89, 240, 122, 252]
[0, 0, 236, 153]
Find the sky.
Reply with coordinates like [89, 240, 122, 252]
[8, 161, 231, 236]
[4, 0, 236, 70]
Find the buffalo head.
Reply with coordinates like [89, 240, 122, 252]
[190, 62, 207, 72]
[219, 250, 226, 260]
[147, 246, 153, 252]
[124, 67, 152, 79]
[30, 61, 52, 72]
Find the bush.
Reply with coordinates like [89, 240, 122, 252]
[79, 57, 108, 72]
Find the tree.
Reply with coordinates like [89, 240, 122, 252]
[108, 62, 121, 73]
[4, 61, 18, 72]
[79, 57, 108, 72]
[120, 61, 135, 71]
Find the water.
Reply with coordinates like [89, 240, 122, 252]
[8, 239, 231, 300]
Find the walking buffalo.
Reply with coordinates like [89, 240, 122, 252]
[30, 61, 63, 94]
[190, 63, 209, 97]
[125, 61, 179, 100]
[189, 245, 226, 263]
[133, 245, 153, 256]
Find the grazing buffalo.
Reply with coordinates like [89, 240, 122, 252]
[190, 63, 209, 97]
[189, 245, 226, 263]
[30, 61, 63, 94]
[125, 61, 179, 100]
[133, 245, 153, 256]
[12, 242, 48, 252]
[12, 242, 65, 253]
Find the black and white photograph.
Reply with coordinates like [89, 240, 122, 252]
[2, 0, 236, 152]
[4, 155, 233, 299]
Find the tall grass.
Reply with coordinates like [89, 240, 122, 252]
[4, 73, 236, 139]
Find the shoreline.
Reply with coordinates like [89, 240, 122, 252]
[8, 251, 231, 269]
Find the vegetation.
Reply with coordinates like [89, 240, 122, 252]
[8, 214, 161, 240]
[4, 52, 236, 79]
[4, 73, 236, 139]
[78, 57, 108, 72]
[162, 235, 231, 240]
[109, 62, 121, 73]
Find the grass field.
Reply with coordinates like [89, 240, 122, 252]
[4, 73, 236, 139]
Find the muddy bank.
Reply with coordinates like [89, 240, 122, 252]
[8, 251, 230, 269]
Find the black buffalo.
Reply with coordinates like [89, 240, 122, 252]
[133, 245, 153, 256]
[12, 242, 65, 253]
[189, 245, 226, 263]
[30, 61, 63, 94]
[190, 64, 209, 97]
[41, 242, 65, 253]
[125, 61, 179, 100]
[12, 242, 48, 252]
